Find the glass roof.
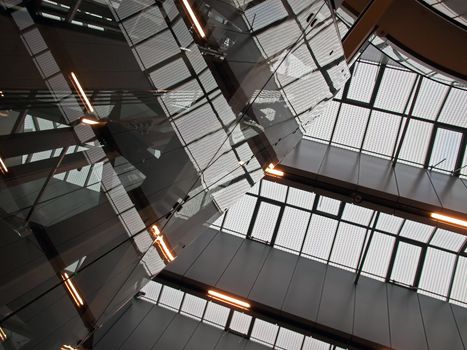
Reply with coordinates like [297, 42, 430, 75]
[140, 280, 343, 350]
[210, 179, 467, 308]
[303, 42, 467, 177]
[422, 0, 467, 27]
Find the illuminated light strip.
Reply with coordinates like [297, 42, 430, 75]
[181, 0, 206, 38]
[207, 290, 251, 309]
[0, 156, 8, 174]
[62, 272, 84, 307]
[154, 236, 175, 262]
[80, 116, 106, 126]
[150, 224, 175, 262]
[265, 163, 284, 177]
[431, 212, 467, 228]
[70, 72, 94, 113]
[0, 327, 7, 342]
[60, 345, 77, 350]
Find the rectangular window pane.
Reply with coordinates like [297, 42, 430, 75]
[347, 61, 379, 103]
[302, 215, 338, 261]
[275, 328, 304, 350]
[251, 319, 279, 346]
[363, 111, 401, 157]
[203, 302, 230, 328]
[229, 311, 252, 335]
[223, 195, 257, 236]
[374, 68, 417, 113]
[332, 103, 370, 148]
[450, 257, 467, 306]
[251, 202, 281, 242]
[330, 222, 366, 270]
[274, 207, 310, 252]
[390, 242, 421, 286]
[419, 248, 456, 300]
[429, 128, 462, 172]
[362, 232, 395, 280]
[316, 196, 340, 216]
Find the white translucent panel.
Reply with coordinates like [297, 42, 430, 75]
[438, 88, 467, 128]
[341, 203, 374, 226]
[450, 257, 467, 305]
[316, 196, 340, 216]
[399, 220, 434, 242]
[181, 294, 206, 320]
[362, 111, 401, 156]
[251, 202, 281, 242]
[305, 100, 340, 141]
[261, 180, 288, 202]
[251, 319, 279, 346]
[412, 78, 448, 120]
[390, 242, 421, 286]
[398, 119, 433, 165]
[376, 213, 403, 233]
[332, 104, 370, 148]
[249, 180, 261, 195]
[275, 328, 304, 350]
[158, 286, 184, 311]
[223, 195, 257, 236]
[362, 232, 395, 278]
[245, 0, 287, 31]
[374, 68, 417, 113]
[286, 187, 315, 210]
[229, 311, 252, 334]
[140, 281, 162, 302]
[302, 336, 330, 350]
[255, 19, 301, 57]
[302, 215, 338, 260]
[347, 61, 379, 102]
[430, 229, 466, 252]
[203, 301, 230, 328]
[330, 223, 366, 270]
[419, 248, 456, 299]
[429, 128, 462, 172]
[274, 207, 310, 252]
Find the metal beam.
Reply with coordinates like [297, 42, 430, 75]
[342, 0, 395, 62]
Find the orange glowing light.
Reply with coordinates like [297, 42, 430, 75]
[207, 290, 251, 309]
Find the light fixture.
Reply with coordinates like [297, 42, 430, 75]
[70, 72, 94, 113]
[0, 327, 7, 342]
[0, 156, 8, 174]
[61, 272, 84, 307]
[207, 290, 251, 310]
[181, 0, 206, 38]
[60, 345, 77, 350]
[150, 224, 175, 262]
[265, 163, 284, 177]
[430, 212, 467, 228]
[79, 116, 107, 126]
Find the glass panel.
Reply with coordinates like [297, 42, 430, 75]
[274, 207, 310, 252]
[362, 232, 395, 280]
[223, 195, 257, 236]
[251, 319, 279, 347]
[450, 257, 467, 306]
[251, 202, 281, 242]
[347, 61, 379, 102]
[181, 294, 206, 320]
[158, 286, 184, 311]
[399, 220, 434, 243]
[332, 103, 370, 148]
[418, 248, 456, 300]
[203, 302, 230, 329]
[229, 311, 252, 335]
[275, 327, 304, 350]
[330, 222, 366, 270]
[302, 215, 338, 261]
[315, 196, 340, 216]
[390, 242, 421, 286]
[429, 128, 462, 172]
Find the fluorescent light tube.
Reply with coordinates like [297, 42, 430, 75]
[431, 212, 467, 228]
[208, 290, 251, 309]
[70, 72, 94, 113]
[181, 0, 206, 38]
